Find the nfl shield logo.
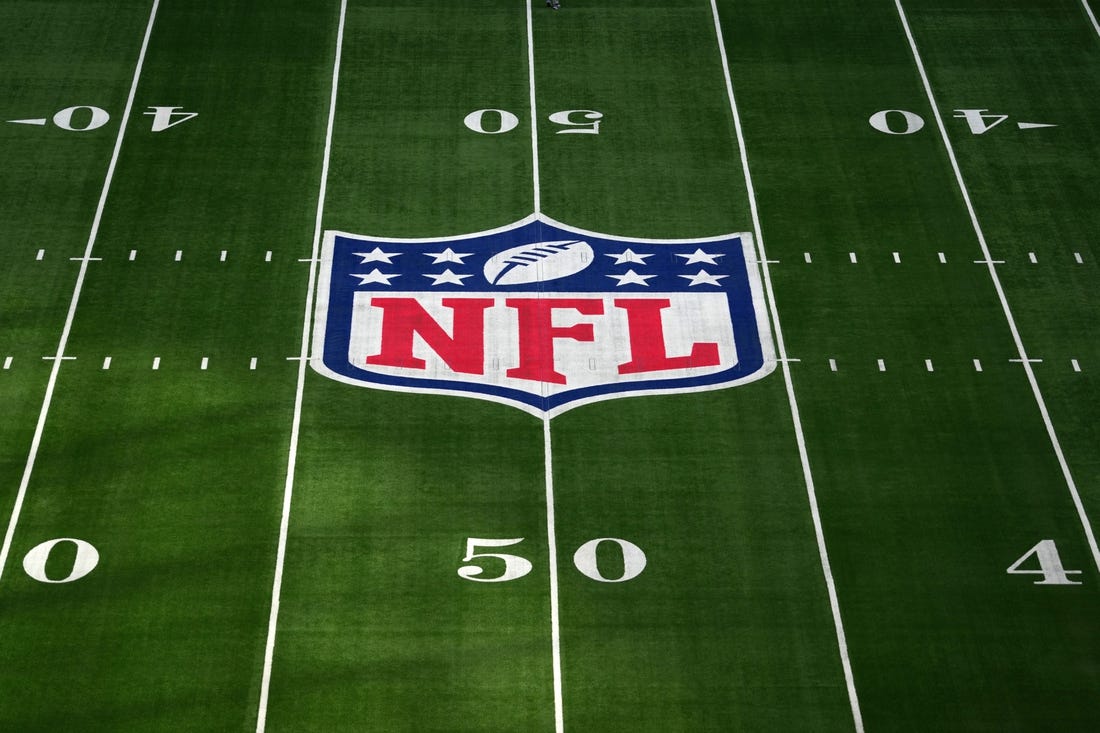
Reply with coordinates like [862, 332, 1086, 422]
[312, 214, 775, 417]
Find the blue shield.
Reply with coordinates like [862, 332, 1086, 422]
[312, 214, 775, 417]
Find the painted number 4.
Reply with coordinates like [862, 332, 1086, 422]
[1007, 539, 1082, 585]
[459, 536, 646, 583]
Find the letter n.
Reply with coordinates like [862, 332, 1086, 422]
[367, 297, 493, 375]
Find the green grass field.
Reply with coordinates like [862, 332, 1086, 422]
[1, 0, 1099, 730]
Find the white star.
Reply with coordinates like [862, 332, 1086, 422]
[423, 269, 473, 286]
[351, 269, 401, 285]
[606, 249, 653, 266]
[425, 248, 473, 265]
[676, 248, 724, 266]
[679, 270, 729, 287]
[607, 269, 657, 287]
[353, 247, 401, 264]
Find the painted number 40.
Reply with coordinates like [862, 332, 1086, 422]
[458, 536, 646, 583]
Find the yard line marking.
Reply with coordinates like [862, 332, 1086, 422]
[877, 358, 886, 372]
[973, 359, 983, 372]
[709, 2, 863, 729]
[1074, 251, 1084, 264]
[256, 2, 347, 730]
[35, 249, 44, 261]
[829, 358, 838, 372]
[542, 415, 564, 733]
[1082, 0, 1100, 40]
[895, 0, 1100, 574]
[804, 251, 813, 263]
[1010, 357, 1043, 364]
[129, 249, 137, 261]
[102, 357, 112, 370]
[1072, 359, 1081, 372]
[525, 4, 563, 731]
[42, 355, 76, 362]
[0, 0, 162, 585]
[974, 258, 1004, 265]
[69, 256, 103, 263]
[892, 251, 901, 263]
[937, 251, 947, 263]
[2, 357, 11, 370]
[152, 357, 161, 370]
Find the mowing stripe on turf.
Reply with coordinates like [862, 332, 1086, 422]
[892, 0, 1100, 574]
[526, 2, 564, 731]
[708, 2, 865, 730]
[0, 0, 161, 584]
[255, 1, 348, 730]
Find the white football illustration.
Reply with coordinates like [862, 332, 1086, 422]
[482, 239, 594, 285]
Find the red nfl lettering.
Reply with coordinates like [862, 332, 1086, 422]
[614, 298, 720, 375]
[366, 297, 493, 375]
[505, 297, 604, 384]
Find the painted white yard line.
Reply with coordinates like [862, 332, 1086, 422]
[1082, 0, 1100, 40]
[526, 0, 542, 216]
[525, 3, 564, 732]
[542, 415, 565, 733]
[255, 1, 347, 730]
[0, 0, 161, 584]
[894, 0, 1100, 574]
[708, 2, 864, 730]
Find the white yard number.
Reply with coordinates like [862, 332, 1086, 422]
[22, 538, 99, 583]
[53, 106, 111, 132]
[1006, 539, 1082, 585]
[548, 109, 603, 135]
[952, 109, 1009, 135]
[572, 538, 646, 583]
[458, 538, 533, 582]
[463, 109, 520, 135]
[466, 109, 604, 135]
[459, 536, 646, 583]
[868, 109, 924, 135]
[144, 106, 199, 132]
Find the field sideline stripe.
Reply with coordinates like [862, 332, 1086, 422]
[1082, 0, 1100, 39]
[0, 0, 162, 584]
[892, 0, 1100, 574]
[254, 0, 348, 730]
[707, 2, 865, 730]
[526, 2, 564, 731]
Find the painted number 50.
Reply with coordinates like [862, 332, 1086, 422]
[458, 536, 646, 583]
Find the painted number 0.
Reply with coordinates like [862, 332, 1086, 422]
[458, 537, 646, 583]
[868, 109, 925, 135]
[22, 538, 99, 583]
